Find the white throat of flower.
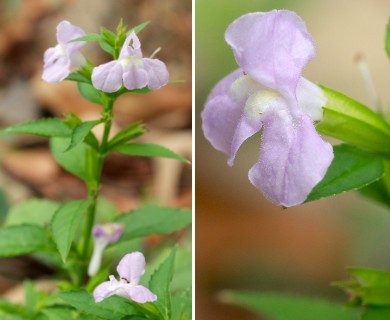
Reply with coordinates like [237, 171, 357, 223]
[120, 56, 143, 70]
[54, 44, 66, 56]
[230, 75, 281, 122]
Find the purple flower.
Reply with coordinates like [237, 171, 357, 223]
[88, 223, 124, 276]
[201, 10, 334, 207]
[91, 32, 169, 93]
[93, 252, 157, 303]
[42, 20, 86, 83]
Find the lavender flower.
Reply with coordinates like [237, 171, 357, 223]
[88, 223, 124, 277]
[201, 10, 334, 207]
[93, 252, 157, 303]
[42, 20, 86, 83]
[91, 32, 169, 93]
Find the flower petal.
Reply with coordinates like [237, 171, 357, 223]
[93, 279, 118, 302]
[92, 60, 123, 92]
[56, 20, 86, 51]
[248, 108, 333, 207]
[206, 69, 243, 104]
[69, 50, 86, 68]
[120, 32, 142, 59]
[117, 252, 145, 285]
[122, 63, 148, 90]
[225, 10, 315, 99]
[125, 285, 157, 303]
[42, 47, 70, 82]
[143, 58, 169, 90]
[296, 77, 327, 121]
[201, 70, 244, 155]
[228, 91, 285, 166]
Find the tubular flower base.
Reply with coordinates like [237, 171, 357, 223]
[201, 10, 334, 207]
[88, 223, 124, 277]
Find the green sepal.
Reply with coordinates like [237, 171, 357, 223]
[317, 86, 390, 155]
[336, 267, 390, 307]
[305, 144, 385, 203]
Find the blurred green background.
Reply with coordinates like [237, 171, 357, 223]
[196, 0, 390, 319]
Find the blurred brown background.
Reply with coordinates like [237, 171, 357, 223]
[0, 0, 191, 297]
[196, 0, 390, 319]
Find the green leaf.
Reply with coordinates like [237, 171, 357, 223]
[115, 143, 190, 163]
[128, 21, 150, 35]
[65, 72, 90, 84]
[64, 113, 100, 151]
[306, 144, 385, 202]
[116, 205, 191, 241]
[99, 40, 114, 56]
[0, 298, 25, 315]
[317, 86, 390, 155]
[5, 199, 59, 227]
[25, 280, 37, 314]
[0, 118, 71, 138]
[363, 307, 390, 320]
[50, 137, 98, 185]
[101, 27, 116, 45]
[171, 289, 192, 320]
[77, 82, 103, 105]
[70, 34, 101, 43]
[40, 307, 74, 320]
[0, 224, 49, 257]
[386, 17, 390, 59]
[107, 122, 145, 151]
[0, 188, 9, 223]
[57, 290, 138, 318]
[359, 178, 390, 209]
[149, 248, 176, 320]
[51, 199, 91, 262]
[220, 291, 361, 320]
[65, 120, 102, 152]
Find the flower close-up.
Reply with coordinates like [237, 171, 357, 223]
[42, 20, 86, 83]
[201, 10, 334, 207]
[88, 223, 124, 276]
[92, 31, 169, 93]
[93, 251, 157, 303]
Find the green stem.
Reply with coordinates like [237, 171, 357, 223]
[77, 99, 114, 286]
